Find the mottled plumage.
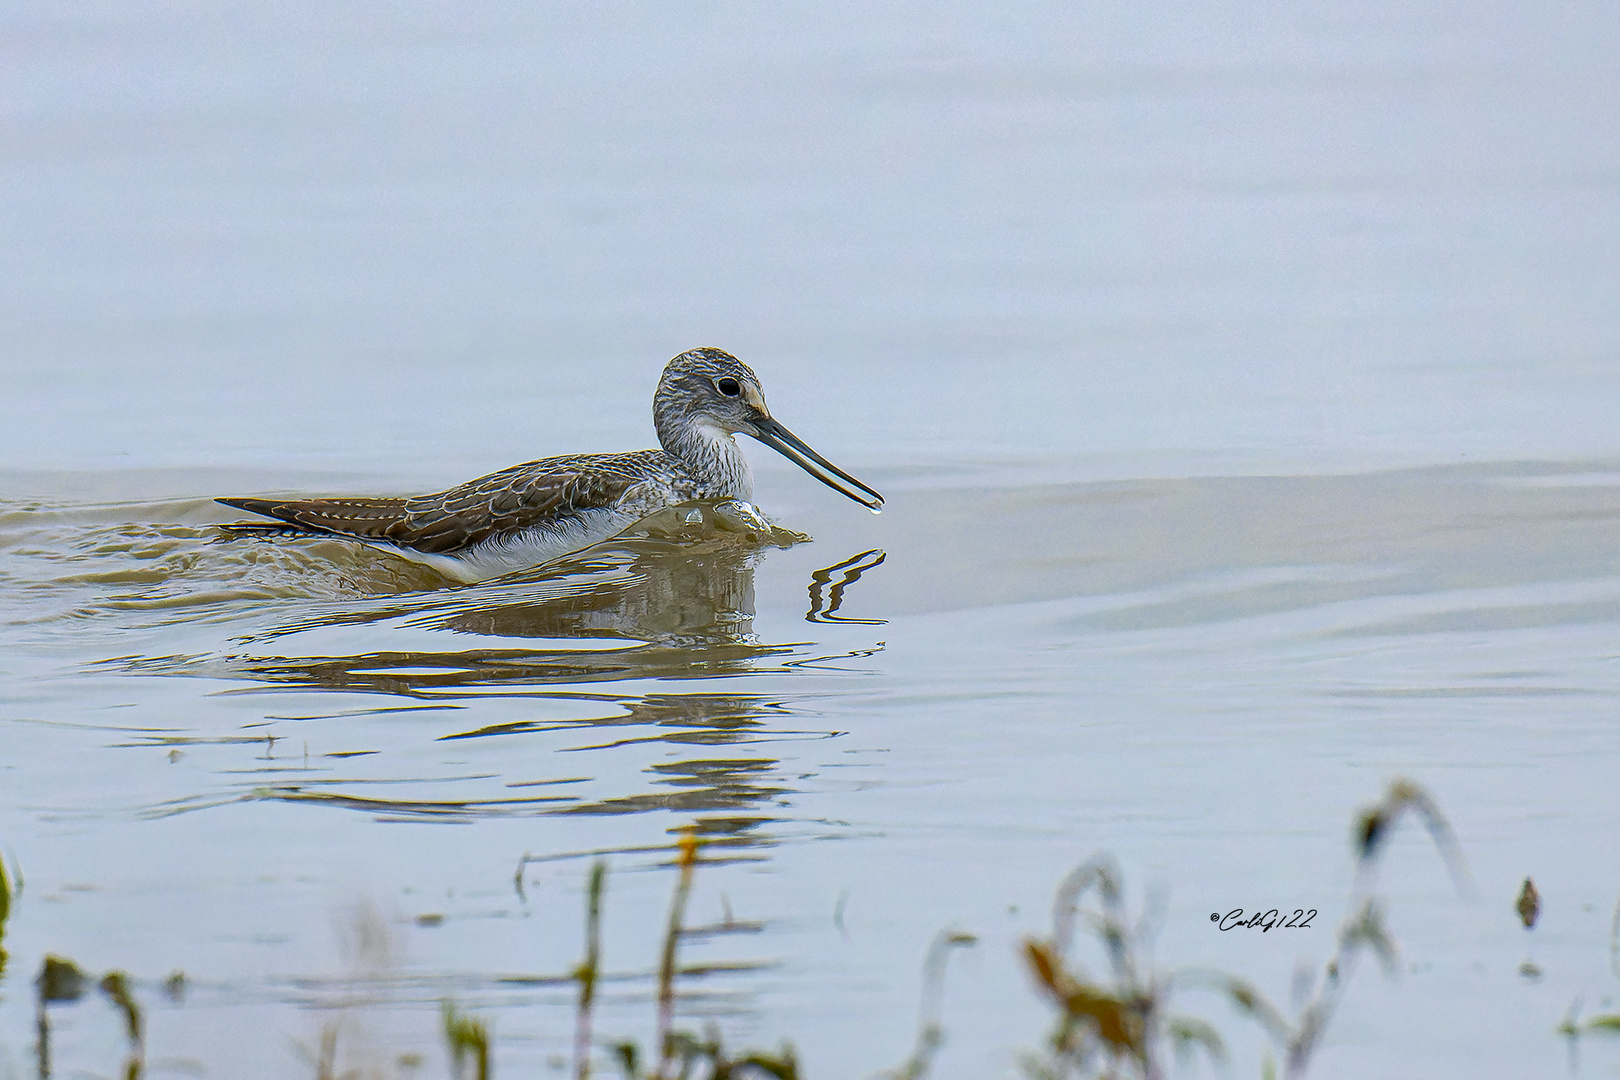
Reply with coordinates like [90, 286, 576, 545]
[218, 348, 882, 582]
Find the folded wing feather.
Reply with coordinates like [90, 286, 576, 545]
[218, 460, 643, 555]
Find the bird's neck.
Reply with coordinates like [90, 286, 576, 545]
[655, 411, 754, 500]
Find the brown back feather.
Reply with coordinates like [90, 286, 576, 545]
[216, 451, 664, 555]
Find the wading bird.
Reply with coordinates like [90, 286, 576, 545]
[217, 347, 883, 582]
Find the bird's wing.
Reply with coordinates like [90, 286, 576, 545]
[217, 454, 657, 555]
[216, 495, 414, 540]
[392, 463, 642, 553]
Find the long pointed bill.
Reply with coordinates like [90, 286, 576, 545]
[751, 416, 885, 511]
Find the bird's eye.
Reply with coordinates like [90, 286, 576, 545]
[716, 377, 741, 397]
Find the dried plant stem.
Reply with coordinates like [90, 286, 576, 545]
[443, 1002, 491, 1080]
[886, 930, 977, 1080]
[35, 997, 48, 1080]
[99, 972, 144, 1080]
[655, 830, 700, 1080]
[574, 860, 607, 1080]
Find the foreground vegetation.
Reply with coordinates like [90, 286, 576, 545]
[9, 778, 1618, 1078]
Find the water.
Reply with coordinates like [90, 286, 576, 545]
[4, 2, 1620, 1077]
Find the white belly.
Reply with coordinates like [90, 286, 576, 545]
[375, 507, 639, 584]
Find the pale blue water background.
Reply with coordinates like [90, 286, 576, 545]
[3, 2, 1620, 1077]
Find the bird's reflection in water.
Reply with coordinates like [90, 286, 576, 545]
[216, 503, 888, 694]
[805, 547, 888, 625]
[139, 692, 808, 839]
[440, 691, 818, 752]
[433, 534, 765, 645]
[222, 509, 806, 691]
[565, 756, 788, 816]
[129, 512, 886, 847]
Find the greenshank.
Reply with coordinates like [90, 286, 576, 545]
[217, 347, 882, 582]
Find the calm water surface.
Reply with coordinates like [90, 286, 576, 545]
[3, 2, 1620, 1078]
